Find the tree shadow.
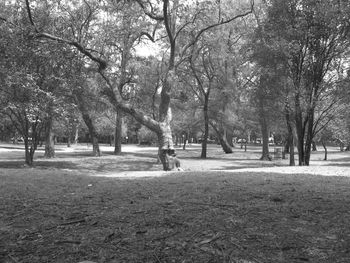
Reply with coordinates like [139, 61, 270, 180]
[0, 160, 78, 170]
[326, 156, 350, 167]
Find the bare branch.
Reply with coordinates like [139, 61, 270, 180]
[139, 31, 156, 42]
[135, 0, 164, 21]
[25, 0, 38, 32]
[177, 2, 254, 67]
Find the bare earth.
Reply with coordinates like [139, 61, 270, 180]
[0, 143, 350, 263]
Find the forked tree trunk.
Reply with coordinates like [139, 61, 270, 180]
[74, 90, 101, 157]
[82, 113, 100, 157]
[24, 119, 41, 166]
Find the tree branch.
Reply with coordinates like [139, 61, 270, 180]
[25, 0, 107, 70]
[177, 2, 254, 67]
[135, 0, 164, 21]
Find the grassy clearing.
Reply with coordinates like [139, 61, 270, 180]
[1, 143, 350, 262]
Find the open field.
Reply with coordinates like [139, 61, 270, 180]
[1, 143, 350, 262]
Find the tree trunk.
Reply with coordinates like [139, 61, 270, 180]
[74, 91, 101, 157]
[322, 140, 327, 160]
[218, 130, 233, 154]
[157, 109, 175, 171]
[304, 108, 315, 166]
[295, 93, 305, 166]
[312, 141, 317, 151]
[285, 100, 295, 166]
[259, 102, 271, 161]
[24, 119, 41, 166]
[226, 131, 234, 147]
[73, 124, 79, 144]
[24, 138, 33, 166]
[201, 95, 209, 158]
[83, 114, 100, 157]
[183, 133, 187, 150]
[67, 135, 71, 148]
[44, 114, 55, 158]
[114, 110, 122, 155]
[211, 123, 232, 154]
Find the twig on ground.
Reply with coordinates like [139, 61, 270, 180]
[59, 218, 86, 225]
[54, 240, 81, 245]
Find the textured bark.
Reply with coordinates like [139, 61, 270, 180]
[82, 113, 100, 157]
[44, 114, 55, 158]
[24, 139, 33, 166]
[157, 109, 175, 171]
[73, 89, 101, 157]
[285, 99, 295, 166]
[295, 93, 305, 166]
[260, 115, 271, 161]
[304, 108, 315, 166]
[201, 95, 209, 158]
[259, 101, 271, 161]
[114, 110, 122, 155]
[211, 123, 232, 154]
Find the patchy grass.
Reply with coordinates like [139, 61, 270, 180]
[1, 143, 350, 262]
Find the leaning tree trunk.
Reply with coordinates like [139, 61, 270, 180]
[114, 110, 122, 155]
[211, 123, 232, 154]
[82, 113, 100, 157]
[44, 113, 55, 158]
[218, 129, 233, 154]
[74, 91, 101, 157]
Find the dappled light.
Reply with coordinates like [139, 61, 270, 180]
[1, 0, 350, 261]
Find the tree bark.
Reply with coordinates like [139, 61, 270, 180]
[304, 108, 315, 166]
[258, 100, 271, 161]
[74, 91, 101, 157]
[73, 124, 79, 144]
[285, 99, 295, 166]
[201, 94, 209, 158]
[295, 93, 305, 166]
[82, 113, 100, 157]
[211, 123, 232, 154]
[321, 140, 327, 160]
[44, 113, 55, 158]
[114, 110, 122, 155]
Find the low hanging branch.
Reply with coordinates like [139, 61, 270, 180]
[25, 0, 107, 70]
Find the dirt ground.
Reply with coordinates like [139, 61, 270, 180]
[1, 143, 350, 263]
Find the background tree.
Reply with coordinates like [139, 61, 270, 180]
[262, 0, 350, 165]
